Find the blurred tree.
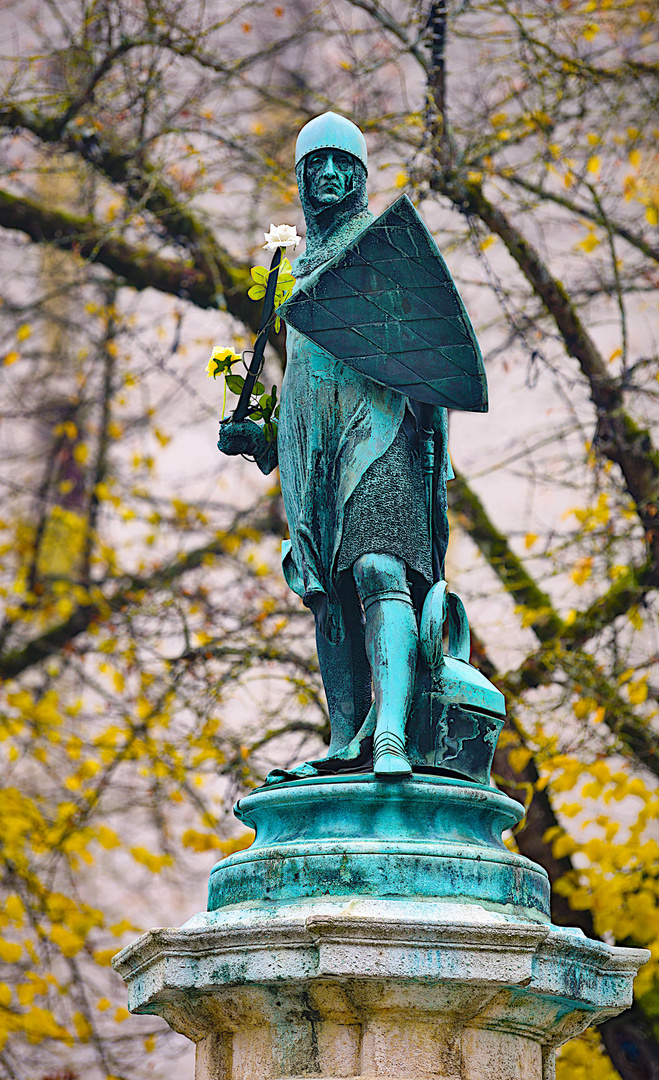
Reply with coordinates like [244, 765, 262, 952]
[0, 1, 657, 1077]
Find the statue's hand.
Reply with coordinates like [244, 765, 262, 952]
[217, 419, 278, 475]
[217, 419, 263, 458]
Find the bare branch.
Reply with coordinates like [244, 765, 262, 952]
[434, 176, 659, 569]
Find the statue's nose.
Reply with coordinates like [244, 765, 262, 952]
[322, 154, 339, 177]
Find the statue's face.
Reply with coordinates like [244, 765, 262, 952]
[305, 149, 355, 207]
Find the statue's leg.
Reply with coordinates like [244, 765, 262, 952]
[352, 553, 416, 777]
[316, 576, 372, 755]
[316, 628, 358, 754]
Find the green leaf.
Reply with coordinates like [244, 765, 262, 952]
[247, 285, 266, 301]
[225, 374, 245, 394]
[250, 266, 268, 284]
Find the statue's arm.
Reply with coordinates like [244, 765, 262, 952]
[217, 419, 279, 475]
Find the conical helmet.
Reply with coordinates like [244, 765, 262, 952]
[295, 112, 368, 173]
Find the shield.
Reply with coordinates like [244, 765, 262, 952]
[279, 194, 488, 412]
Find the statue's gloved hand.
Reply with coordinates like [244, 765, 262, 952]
[218, 419, 262, 457]
[217, 419, 278, 475]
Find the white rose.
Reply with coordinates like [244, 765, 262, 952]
[262, 223, 301, 251]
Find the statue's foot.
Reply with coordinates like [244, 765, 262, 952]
[373, 729, 412, 778]
[264, 761, 320, 786]
[263, 706, 376, 787]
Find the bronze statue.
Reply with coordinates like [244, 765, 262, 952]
[219, 113, 503, 784]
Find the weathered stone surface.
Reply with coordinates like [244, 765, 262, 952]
[113, 897, 648, 1079]
[462, 1029, 541, 1080]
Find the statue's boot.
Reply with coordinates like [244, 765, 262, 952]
[353, 553, 417, 778]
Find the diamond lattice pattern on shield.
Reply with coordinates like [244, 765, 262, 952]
[279, 194, 488, 412]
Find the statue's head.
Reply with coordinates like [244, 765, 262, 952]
[295, 112, 368, 215]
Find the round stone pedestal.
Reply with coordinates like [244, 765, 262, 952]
[207, 775, 550, 919]
[113, 895, 647, 1080]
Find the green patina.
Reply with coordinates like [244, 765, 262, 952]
[218, 111, 503, 790]
[213, 113, 552, 919]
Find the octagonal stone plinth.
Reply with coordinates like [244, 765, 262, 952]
[113, 896, 647, 1080]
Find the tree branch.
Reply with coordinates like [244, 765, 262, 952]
[0, 536, 239, 682]
[435, 175, 659, 569]
[450, 471, 659, 778]
[498, 173, 659, 267]
[0, 102, 281, 352]
[0, 189, 285, 360]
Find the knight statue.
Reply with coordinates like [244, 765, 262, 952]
[218, 112, 504, 784]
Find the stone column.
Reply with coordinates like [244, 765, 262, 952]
[113, 776, 648, 1079]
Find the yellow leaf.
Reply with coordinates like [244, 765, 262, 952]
[5, 895, 24, 925]
[586, 156, 600, 174]
[73, 443, 88, 464]
[16, 323, 31, 341]
[3, 351, 19, 366]
[553, 833, 577, 858]
[130, 846, 173, 873]
[571, 557, 592, 585]
[507, 746, 533, 773]
[49, 924, 84, 956]
[109, 919, 135, 937]
[579, 233, 599, 253]
[0, 940, 22, 962]
[573, 698, 597, 720]
[628, 678, 648, 705]
[646, 205, 658, 226]
[114, 1007, 130, 1023]
[490, 112, 507, 127]
[250, 265, 269, 284]
[17, 983, 37, 1005]
[217, 831, 255, 856]
[524, 532, 538, 549]
[629, 148, 641, 167]
[583, 23, 598, 40]
[395, 172, 408, 188]
[21, 1006, 68, 1044]
[96, 825, 120, 849]
[479, 235, 495, 251]
[181, 828, 222, 853]
[608, 348, 622, 363]
[93, 948, 117, 966]
[97, 998, 111, 1011]
[73, 1011, 91, 1041]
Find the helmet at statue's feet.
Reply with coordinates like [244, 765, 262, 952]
[373, 730, 412, 778]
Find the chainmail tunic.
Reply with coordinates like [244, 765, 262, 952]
[337, 429, 432, 581]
